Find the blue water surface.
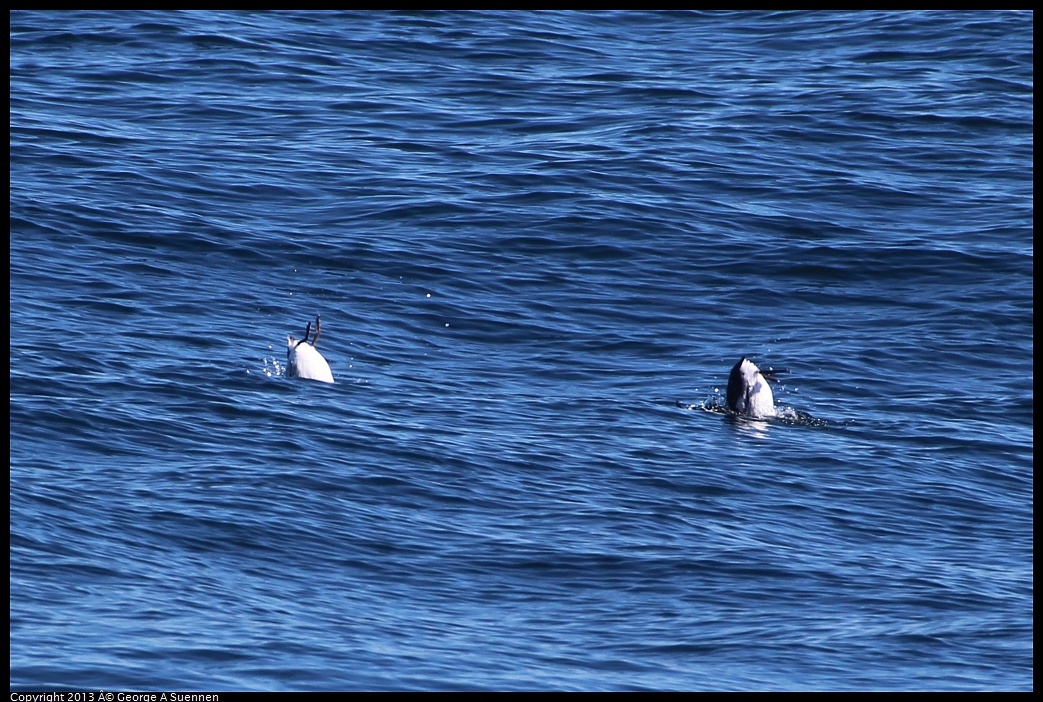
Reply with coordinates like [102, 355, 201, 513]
[10, 10, 1033, 691]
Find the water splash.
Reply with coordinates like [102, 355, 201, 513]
[263, 355, 284, 379]
[676, 395, 830, 427]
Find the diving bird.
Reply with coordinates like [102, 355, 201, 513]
[726, 357, 787, 418]
[286, 316, 334, 383]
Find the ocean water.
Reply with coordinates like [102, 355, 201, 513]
[9, 10, 1032, 691]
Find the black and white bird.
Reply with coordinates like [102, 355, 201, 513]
[286, 316, 334, 383]
[726, 357, 787, 418]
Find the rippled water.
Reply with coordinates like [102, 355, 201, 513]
[10, 11, 1033, 691]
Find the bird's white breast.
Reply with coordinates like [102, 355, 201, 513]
[286, 337, 334, 383]
[743, 374, 775, 417]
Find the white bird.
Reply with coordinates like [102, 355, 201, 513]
[726, 357, 787, 418]
[286, 316, 334, 383]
